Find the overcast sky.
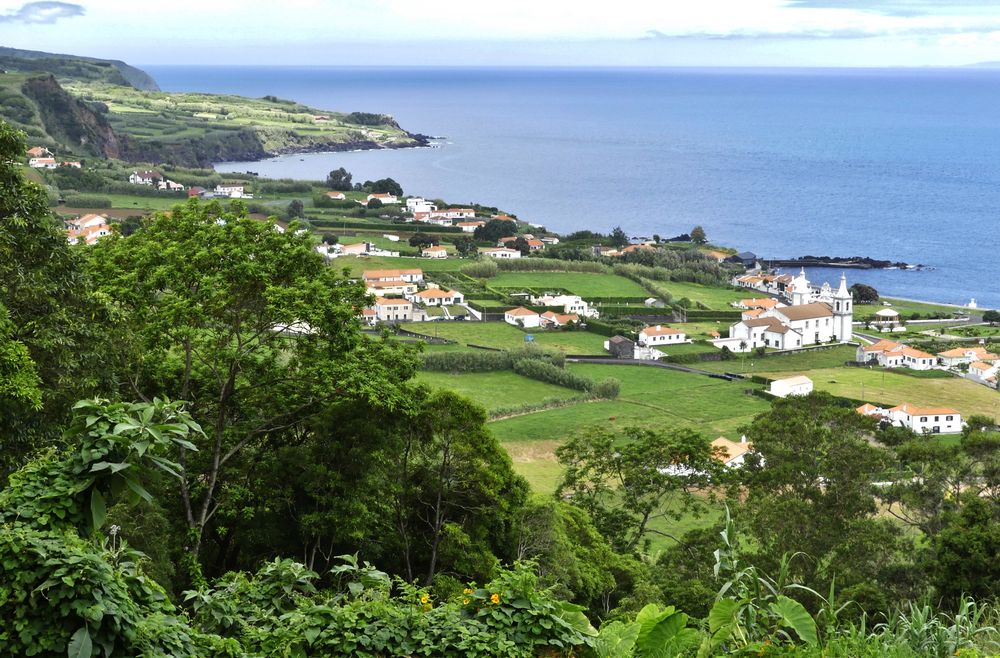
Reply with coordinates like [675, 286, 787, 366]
[3, 0, 1000, 67]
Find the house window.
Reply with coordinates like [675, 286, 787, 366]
[946, 415, 954, 421]
[920, 417, 927, 422]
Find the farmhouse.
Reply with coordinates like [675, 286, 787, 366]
[736, 298, 780, 311]
[530, 294, 599, 318]
[483, 248, 521, 259]
[422, 245, 448, 259]
[366, 279, 418, 296]
[66, 214, 111, 246]
[366, 193, 399, 205]
[639, 325, 687, 346]
[857, 340, 936, 370]
[504, 307, 541, 328]
[373, 297, 413, 322]
[769, 376, 814, 398]
[61, 161, 82, 168]
[29, 157, 57, 169]
[409, 288, 465, 307]
[130, 170, 162, 185]
[325, 191, 346, 200]
[858, 402, 963, 435]
[26, 146, 52, 158]
[937, 346, 999, 368]
[457, 221, 485, 233]
[215, 184, 252, 199]
[430, 208, 476, 220]
[364, 269, 423, 284]
[540, 312, 579, 328]
[158, 179, 185, 192]
[969, 361, 999, 381]
[711, 436, 753, 468]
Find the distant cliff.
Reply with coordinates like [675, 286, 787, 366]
[20, 75, 126, 158]
[0, 47, 159, 91]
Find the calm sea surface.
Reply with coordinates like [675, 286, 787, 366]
[146, 66, 1000, 308]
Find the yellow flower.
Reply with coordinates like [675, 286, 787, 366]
[463, 588, 473, 595]
[490, 593, 500, 605]
[420, 594, 430, 604]
[463, 598, 470, 605]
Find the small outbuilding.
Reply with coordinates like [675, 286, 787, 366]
[606, 335, 635, 359]
[769, 375, 814, 398]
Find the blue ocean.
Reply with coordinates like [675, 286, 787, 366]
[145, 66, 1000, 309]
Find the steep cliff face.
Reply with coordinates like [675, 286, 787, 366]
[0, 47, 160, 91]
[21, 75, 127, 159]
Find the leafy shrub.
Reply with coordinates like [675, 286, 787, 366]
[63, 194, 112, 208]
[422, 350, 512, 373]
[512, 358, 594, 392]
[591, 377, 621, 400]
[461, 260, 499, 279]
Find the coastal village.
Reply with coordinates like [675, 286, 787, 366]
[35, 139, 998, 464]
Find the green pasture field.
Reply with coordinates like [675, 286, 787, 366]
[951, 324, 1000, 338]
[655, 280, 746, 310]
[696, 344, 858, 375]
[489, 272, 649, 298]
[415, 371, 581, 411]
[853, 298, 963, 320]
[776, 366, 1000, 420]
[398, 321, 608, 353]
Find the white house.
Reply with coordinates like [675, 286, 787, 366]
[530, 294, 599, 319]
[483, 248, 521, 259]
[857, 340, 936, 370]
[410, 288, 465, 307]
[26, 146, 52, 158]
[363, 269, 424, 284]
[325, 191, 346, 201]
[639, 325, 687, 346]
[457, 221, 485, 233]
[422, 245, 448, 259]
[130, 170, 162, 185]
[857, 402, 964, 435]
[29, 157, 57, 169]
[969, 360, 999, 381]
[366, 193, 399, 205]
[215, 184, 252, 199]
[374, 297, 413, 322]
[157, 179, 185, 192]
[711, 436, 753, 468]
[937, 346, 999, 368]
[540, 311, 580, 328]
[366, 280, 418, 297]
[66, 214, 112, 245]
[61, 161, 82, 169]
[430, 208, 476, 220]
[406, 197, 434, 212]
[504, 307, 541, 328]
[425, 217, 455, 227]
[769, 375, 814, 398]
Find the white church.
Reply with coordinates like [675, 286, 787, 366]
[714, 270, 853, 353]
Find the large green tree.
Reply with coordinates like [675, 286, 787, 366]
[0, 120, 111, 480]
[738, 394, 903, 593]
[556, 427, 723, 553]
[88, 200, 419, 574]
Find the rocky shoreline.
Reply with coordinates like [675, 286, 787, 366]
[765, 255, 920, 270]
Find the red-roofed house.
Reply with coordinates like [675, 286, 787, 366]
[639, 325, 687, 346]
[504, 307, 541, 328]
[374, 297, 412, 322]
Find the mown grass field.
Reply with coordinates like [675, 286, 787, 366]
[399, 321, 609, 353]
[415, 371, 581, 411]
[492, 364, 771, 492]
[777, 366, 1000, 419]
[489, 272, 648, 298]
[696, 344, 858, 374]
[854, 298, 964, 319]
[654, 280, 746, 310]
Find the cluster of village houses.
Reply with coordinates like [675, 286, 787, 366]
[25, 146, 80, 169]
[129, 170, 254, 199]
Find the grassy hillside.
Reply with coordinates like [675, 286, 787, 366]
[0, 50, 423, 166]
[0, 46, 159, 90]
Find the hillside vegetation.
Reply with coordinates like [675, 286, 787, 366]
[0, 49, 423, 165]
